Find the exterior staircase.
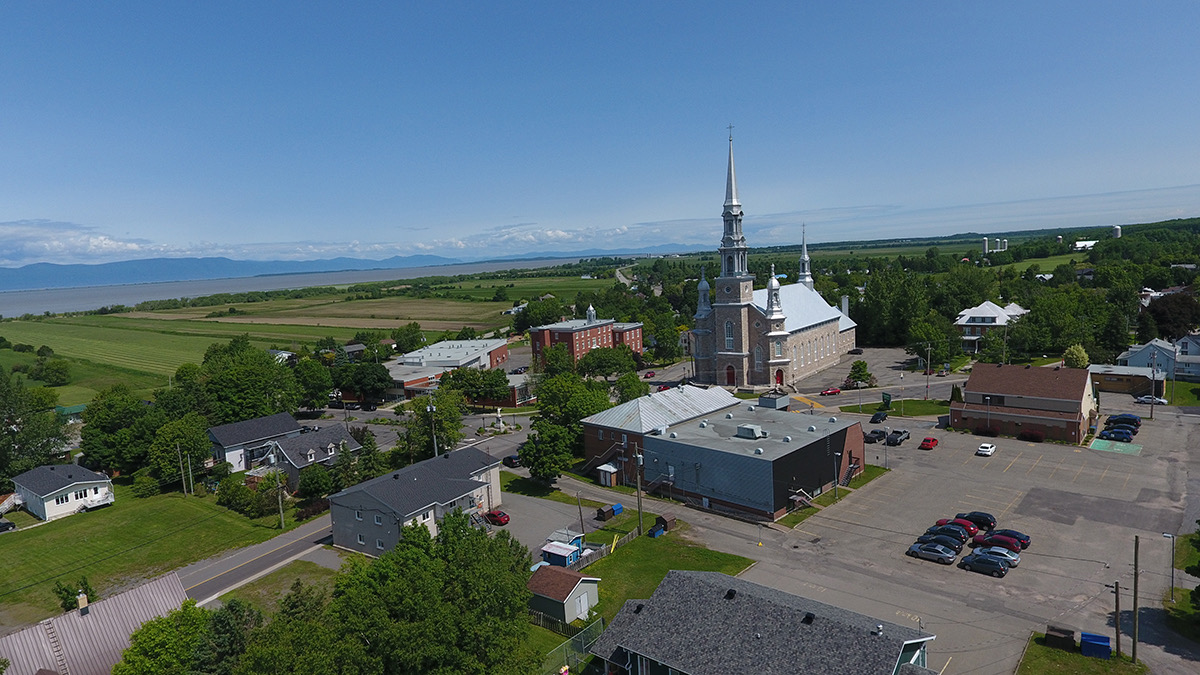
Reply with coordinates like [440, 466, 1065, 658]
[580, 443, 624, 474]
[840, 463, 859, 487]
[0, 492, 21, 515]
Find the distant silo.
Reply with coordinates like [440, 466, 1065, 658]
[1056, 235, 1063, 244]
[994, 238, 1001, 251]
[1113, 225, 1122, 238]
[1002, 239, 1008, 251]
[982, 237, 989, 254]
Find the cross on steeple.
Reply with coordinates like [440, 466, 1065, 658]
[727, 123, 734, 141]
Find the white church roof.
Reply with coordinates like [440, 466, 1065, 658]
[581, 385, 738, 434]
[752, 284, 854, 335]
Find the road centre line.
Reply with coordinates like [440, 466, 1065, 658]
[185, 527, 330, 591]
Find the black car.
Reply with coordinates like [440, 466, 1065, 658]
[848, 348, 864, 355]
[328, 400, 345, 409]
[363, 403, 377, 412]
[345, 402, 361, 410]
[863, 429, 887, 444]
[0, 519, 14, 533]
[955, 511, 997, 532]
[885, 429, 910, 446]
[1106, 414, 1141, 427]
[502, 454, 521, 468]
[992, 529, 1031, 549]
[870, 411, 889, 424]
[925, 524, 969, 543]
[915, 533, 963, 553]
[959, 552, 1009, 578]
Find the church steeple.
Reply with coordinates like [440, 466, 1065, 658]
[718, 131, 749, 279]
[765, 264, 785, 320]
[797, 223, 814, 290]
[694, 266, 711, 320]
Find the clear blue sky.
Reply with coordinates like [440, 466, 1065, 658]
[2, 2, 1199, 266]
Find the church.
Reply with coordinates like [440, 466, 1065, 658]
[691, 138, 857, 389]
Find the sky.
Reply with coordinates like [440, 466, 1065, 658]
[2, 2, 1200, 267]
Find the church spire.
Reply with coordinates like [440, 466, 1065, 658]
[694, 266, 711, 320]
[765, 264, 785, 320]
[798, 223, 814, 290]
[718, 131, 748, 278]
[724, 129, 739, 209]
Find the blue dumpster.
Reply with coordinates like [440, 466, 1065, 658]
[1079, 632, 1111, 659]
[648, 525, 665, 538]
[611, 503, 624, 515]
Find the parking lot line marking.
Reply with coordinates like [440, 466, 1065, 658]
[1048, 456, 1065, 480]
[1025, 454, 1043, 475]
[1072, 461, 1087, 483]
[1123, 471, 1132, 490]
[938, 657, 952, 675]
[1098, 466, 1109, 483]
[1003, 451, 1022, 473]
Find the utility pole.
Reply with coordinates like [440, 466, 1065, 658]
[276, 470, 286, 530]
[925, 343, 932, 400]
[900, 372, 904, 416]
[1113, 580, 1122, 657]
[1132, 535, 1140, 664]
[635, 454, 644, 536]
[176, 444, 187, 495]
[186, 454, 194, 494]
[576, 492, 586, 539]
[428, 403, 439, 457]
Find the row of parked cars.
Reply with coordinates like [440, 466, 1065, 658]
[1097, 413, 1141, 442]
[906, 511, 1032, 578]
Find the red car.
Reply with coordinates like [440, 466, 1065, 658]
[643, 371, 656, 379]
[973, 533, 1021, 553]
[936, 518, 979, 536]
[918, 437, 939, 450]
[820, 388, 841, 396]
[657, 385, 671, 392]
[484, 510, 510, 526]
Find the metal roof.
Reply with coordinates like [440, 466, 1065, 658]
[751, 283, 854, 334]
[399, 339, 508, 367]
[581, 385, 738, 433]
[659, 405, 859, 461]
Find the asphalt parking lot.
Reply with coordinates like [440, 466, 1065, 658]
[737, 405, 1199, 674]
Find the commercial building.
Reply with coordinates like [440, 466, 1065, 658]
[949, 364, 1097, 443]
[399, 338, 510, 370]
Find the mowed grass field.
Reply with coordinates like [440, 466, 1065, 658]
[0, 482, 288, 627]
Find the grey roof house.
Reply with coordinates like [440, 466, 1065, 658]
[208, 412, 301, 472]
[262, 424, 361, 491]
[11, 465, 114, 522]
[527, 565, 600, 624]
[590, 571, 936, 675]
[329, 447, 501, 556]
[0, 573, 188, 675]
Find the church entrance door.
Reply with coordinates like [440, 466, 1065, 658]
[725, 366, 736, 386]
[775, 369, 783, 386]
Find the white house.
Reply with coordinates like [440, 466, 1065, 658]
[11, 465, 114, 522]
[954, 301, 1029, 353]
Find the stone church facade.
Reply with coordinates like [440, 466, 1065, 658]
[691, 139, 857, 389]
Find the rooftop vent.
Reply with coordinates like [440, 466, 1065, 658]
[699, 421, 708, 428]
[652, 425, 669, 436]
[634, 603, 645, 614]
[747, 405, 755, 412]
[669, 432, 677, 439]
[392, 473, 399, 479]
[802, 612, 815, 625]
[828, 417, 837, 423]
[736, 424, 767, 439]
[783, 436, 792, 442]
[726, 413, 734, 419]
[725, 589, 737, 600]
[808, 425, 817, 432]
[754, 448, 764, 455]
[876, 624, 884, 636]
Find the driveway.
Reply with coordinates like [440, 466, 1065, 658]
[494, 492, 592, 558]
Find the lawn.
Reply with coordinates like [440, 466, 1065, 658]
[1172, 532, 1200, 571]
[529, 624, 569, 660]
[846, 464, 888, 489]
[1163, 587, 1200, 645]
[777, 506, 817, 528]
[582, 526, 753, 622]
[1167, 382, 1200, 408]
[0, 483, 292, 626]
[500, 470, 607, 510]
[219, 559, 339, 616]
[838, 399, 950, 418]
[1016, 632, 1148, 674]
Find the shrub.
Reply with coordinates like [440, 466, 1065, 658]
[974, 426, 999, 437]
[131, 475, 160, 498]
[1018, 430, 1045, 442]
[217, 476, 255, 515]
[36, 345, 54, 358]
[12, 343, 33, 353]
[209, 461, 233, 482]
[296, 498, 329, 520]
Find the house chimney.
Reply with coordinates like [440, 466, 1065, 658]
[840, 295, 850, 316]
[77, 592, 89, 616]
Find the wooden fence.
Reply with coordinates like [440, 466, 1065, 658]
[529, 609, 583, 637]
[566, 528, 639, 572]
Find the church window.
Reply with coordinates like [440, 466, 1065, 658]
[754, 346, 763, 371]
[774, 340, 782, 357]
[725, 322, 734, 351]
[726, 256, 733, 274]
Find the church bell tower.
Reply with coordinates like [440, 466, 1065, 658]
[712, 132, 754, 387]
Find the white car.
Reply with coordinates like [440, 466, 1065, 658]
[1135, 395, 1168, 405]
[978, 546, 1020, 567]
[976, 443, 997, 456]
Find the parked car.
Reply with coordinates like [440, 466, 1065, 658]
[936, 518, 979, 536]
[906, 542, 957, 565]
[919, 437, 939, 450]
[0, 519, 14, 533]
[972, 533, 1022, 553]
[959, 552, 1009, 577]
[926, 524, 970, 543]
[1106, 414, 1141, 427]
[484, 510, 510, 526]
[643, 371, 656, 379]
[976, 443, 997, 456]
[510, 366, 529, 374]
[1135, 395, 1168, 405]
[955, 511, 997, 531]
[502, 454, 521, 468]
[1107, 423, 1138, 436]
[657, 385, 671, 392]
[345, 402, 361, 410]
[885, 429, 910, 446]
[978, 546, 1020, 567]
[1098, 429, 1133, 442]
[362, 403, 377, 412]
[915, 534, 964, 553]
[864, 429, 887, 444]
[820, 387, 842, 396]
[328, 400, 345, 409]
[992, 529, 1031, 549]
[870, 411, 889, 424]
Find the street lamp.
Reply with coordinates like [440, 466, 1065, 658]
[883, 426, 890, 469]
[1164, 532, 1176, 601]
[832, 451, 842, 500]
[427, 403, 439, 457]
[900, 372, 904, 416]
[985, 396, 991, 431]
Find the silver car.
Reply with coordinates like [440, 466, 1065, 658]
[978, 546, 1020, 567]
[906, 542, 956, 564]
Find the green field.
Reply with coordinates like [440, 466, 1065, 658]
[1016, 633, 1147, 674]
[219, 559, 340, 616]
[0, 482, 291, 627]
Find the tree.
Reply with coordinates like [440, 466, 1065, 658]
[535, 373, 610, 448]
[37, 359, 70, 386]
[294, 358, 334, 410]
[189, 598, 262, 675]
[391, 322, 425, 353]
[1136, 311, 1159, 343]
[1185, 519, 1200, 611]
[79, 384, 151, 473]
[976, 330, 1008, 364]
[400, 390, 465, 464]
[1146, 293, 1200, 341]
[348, 362, 392, 402]
[478, 368, 512, 404]
[536, 343, 575, 378]
[512, 297, 564, 333]
[847, 360, 872, 386]
[905, 313, 953, 367]
[577, 346, 636, 383]
[455, 326, 478, 340]
[1063, 344, 1089, 369]
[0, 370, 69, 490]
[147, 412, 209, 486]
[523, 419, 576, 482]
[201, 336, 300, 425]
[298, 464, 332, 501]
[53, 575, 96, 612]
[491, 285, 509, 302]
[113, 599, 209, 675]
[614, 371, 649, 403]
[356, 433, 385, 479]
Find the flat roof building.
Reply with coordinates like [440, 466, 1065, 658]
[399, 338, 509, 370]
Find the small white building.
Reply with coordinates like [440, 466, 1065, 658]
[11, 465, 114, 522]
[954, 300, 1029, 353]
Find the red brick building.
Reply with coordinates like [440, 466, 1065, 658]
[530, 305, 643, 363]
[949, 364, 1098, 443]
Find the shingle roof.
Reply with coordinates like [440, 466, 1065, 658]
[273, 425, 361, 469]
[0, 573, 187, 675]
[208, 412, 300, 448]
[954, 300, 1027, 326]
[962, 364, 1091, 401]
[581, 385, 738, 434]
[589, 571, 933, 675]
[527, 565, 599, 602]
[752, 283, 854, 334]
[11, 465, 109, 498]
[330, 447, 499, 520]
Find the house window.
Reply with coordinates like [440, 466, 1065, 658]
[725, 322, 735, 350]
[74, 490, 87, 500]
[423, 511, 432, 521]
[55, 495, 70, 506]
[357, 534, 365, 545]
[93, 487, 99, 495]
[598, 429, 604, 440]
[374, 515, 382, 526]
[355, 510, 363, 521]
[376, 539, 385, 550]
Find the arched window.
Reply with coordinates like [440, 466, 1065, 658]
[774, 340, 782, 358]
[725, 322, 735, 351]
[754, 346, 763, 371]
[726, 256, 734, 275]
